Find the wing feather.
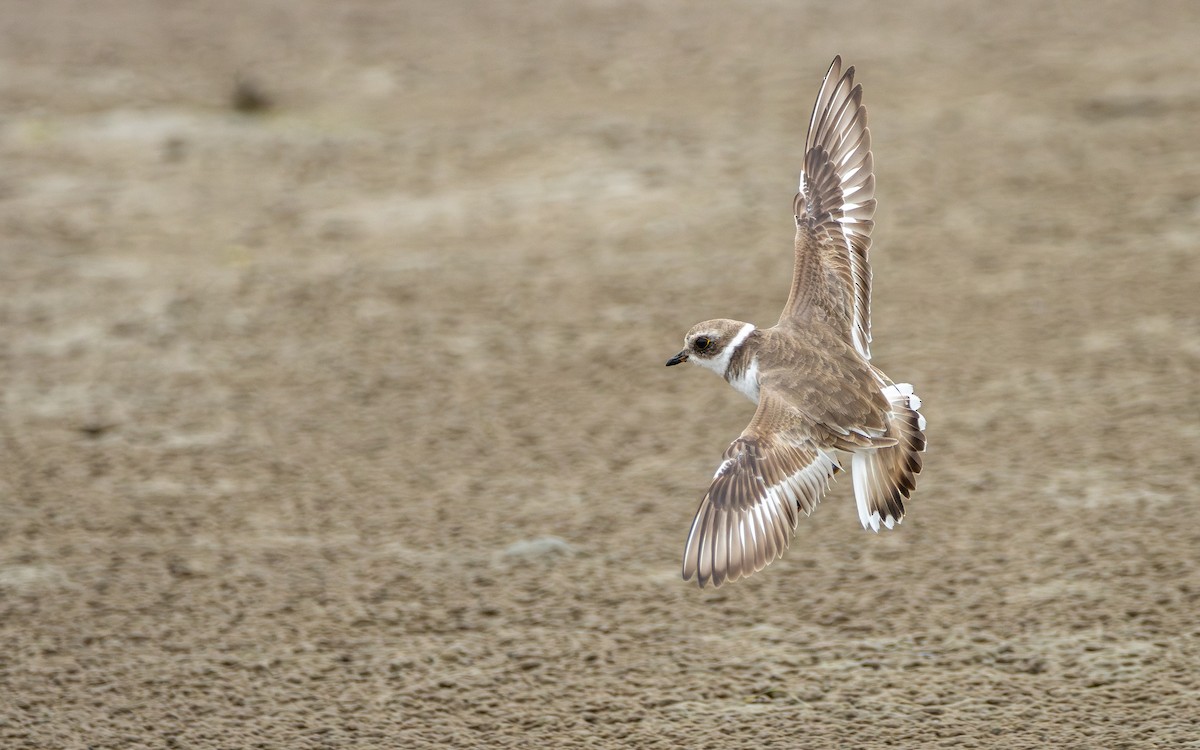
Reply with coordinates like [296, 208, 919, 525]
[681, 390, 840, 588]
[781, 57, 877, 361]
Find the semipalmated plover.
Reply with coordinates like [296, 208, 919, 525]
[666, 57, 926, 588]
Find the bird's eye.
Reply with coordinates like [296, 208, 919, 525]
[695, 336, 712, 351]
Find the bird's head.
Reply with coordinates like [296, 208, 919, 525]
[666, 319, 754, 376]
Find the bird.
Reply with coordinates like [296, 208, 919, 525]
[664, 56, 926, 588]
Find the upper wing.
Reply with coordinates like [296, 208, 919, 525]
[779, 56, 877, 360]
[681, 389, 840, 588]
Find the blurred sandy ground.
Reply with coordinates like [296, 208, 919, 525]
[1, 1, 1198, 747]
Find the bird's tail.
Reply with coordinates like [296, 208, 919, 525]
[851, 383, 926, 531]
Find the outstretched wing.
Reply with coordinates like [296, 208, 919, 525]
[681, 389, 840, 588]
[780, 56, 877, 360]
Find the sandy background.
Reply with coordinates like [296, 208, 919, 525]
[2, 1, 1199, 747]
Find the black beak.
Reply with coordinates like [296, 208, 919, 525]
[665, 351, 688, 366]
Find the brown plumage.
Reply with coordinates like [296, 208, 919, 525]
[666, 57, 926, 588]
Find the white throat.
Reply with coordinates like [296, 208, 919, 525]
[691, 322, 756, 387]
[728, 355, 761, 403]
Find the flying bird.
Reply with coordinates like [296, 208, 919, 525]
[665, 56, 926, 588]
